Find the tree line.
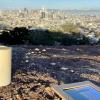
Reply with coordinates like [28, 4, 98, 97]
[0, 26, 99, 45]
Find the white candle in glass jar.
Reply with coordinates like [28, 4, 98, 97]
[0, 46, 12, 87]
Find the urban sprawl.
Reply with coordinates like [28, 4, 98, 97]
[0, 8, 100, 43]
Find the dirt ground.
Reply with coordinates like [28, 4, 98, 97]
[0, 45, 100, 100]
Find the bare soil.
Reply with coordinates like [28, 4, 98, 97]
[0, 45, 100, 100]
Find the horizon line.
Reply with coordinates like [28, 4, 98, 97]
[0, 8, 100, 11]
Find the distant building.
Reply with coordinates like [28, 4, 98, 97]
[0, 10, 2, 16]
[40, 6, 48, 19]
[23, 8, 28, 14]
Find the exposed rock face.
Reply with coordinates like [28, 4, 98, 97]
[0, 45, 100, 100]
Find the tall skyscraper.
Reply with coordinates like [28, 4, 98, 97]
[40, 6, 48, 19]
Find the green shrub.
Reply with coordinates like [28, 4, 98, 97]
[61, 23, 79, 33]
[0, 27, 91, 45]
[28, 30, 55, 45]
[61, 33, 90, 45]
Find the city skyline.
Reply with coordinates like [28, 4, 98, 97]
[0, 0, 100, 10]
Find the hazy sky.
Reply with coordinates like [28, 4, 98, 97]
[0, 0, 100, 10]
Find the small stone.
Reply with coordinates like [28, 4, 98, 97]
[62, 48, 66, 51]
[53, 55, 57, 57]
[61, 67, 68, 71]
[25, 60, 29, 63]
[39, 51, 41, 54]
[16, 95, 22, 100]
[35, 48, 39, 51]
[70, 70, 74, 73]
[25, 56, 29, 59]
[50, 63, 56, 66]
[42, 49, 46, 52]
[27, 52, 31, 55]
